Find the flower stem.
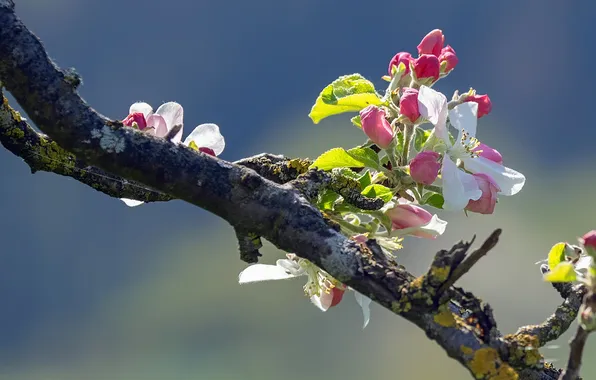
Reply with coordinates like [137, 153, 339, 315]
[401, 124, 414, 166]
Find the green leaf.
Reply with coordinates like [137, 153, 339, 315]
[351, 115, 362, 128]
[318, 190, 341, 211]
[543, 262, 577, 283]
[423, 193, 444, 209]
[413, 128, 432, 153]
[548, 242, 567, 270]
[310, 148, 368, 170]
[309, 74, 383, 124]
[358, 170, 372, 188]
[310, 147, 381, 171]
[346, 147, 381, 170]
[361, 184, 393, 203]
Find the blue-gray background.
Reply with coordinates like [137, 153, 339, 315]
[1, 1, 595, 379]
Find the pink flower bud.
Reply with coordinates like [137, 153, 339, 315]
[123, 112, 147, 130]
[388, 52, 413, 76]
[580, 231, 596, 251]
[472, 143, 503, 165]
[465, 94, 492, 118]
[410, 151, 441, 185]
[399, 88, 420, 122]
[417, 29, 445, 57]
[359, 105, 395, 149]
[386, 204, 433, 238]
[439, 45, 458, 73]
[413, 54, 440, 81]
[465, 173, 500, 215]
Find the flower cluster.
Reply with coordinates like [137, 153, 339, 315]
[120, 101, 225, 207]
[239, 29, 526, 327]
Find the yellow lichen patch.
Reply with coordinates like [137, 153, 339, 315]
[410, 275, 424, 289]
[429, 265, 450, 283]
[287, 158, 310, 173]
[468, 348, 518, 380]
[433, 308, 456, 328]
[461, 345, 474, 356]
[503, 334, 542, 367]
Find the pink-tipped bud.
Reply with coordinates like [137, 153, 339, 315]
[388, 52, 413, 77]
[359, 105, 395, 149]
[580, 231, 596, 252]
[123, 112, 147, 130]
[410, 151, 440, 185]
[465, 94, 492, 118]
[439, 45, 458, 73]
[472, 143, 503, 165]
[386, 204, 433, 238]
[413, 54, 440, 82]
[399, 88, 420, 122]
[417, 29, 445, 57]
[465, 173, 500, 215]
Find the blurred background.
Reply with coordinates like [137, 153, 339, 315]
[1, 0, 595, 379]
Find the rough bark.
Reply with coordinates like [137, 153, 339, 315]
[0, 1, 585, 378]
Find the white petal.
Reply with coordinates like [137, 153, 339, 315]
[310, 292, 332, 312]
[463, 156, 526, 196]
[155, 102, 184, 142]
[441, 156, 482, 211]
[183, 123, 225, 156]
[449, 102, 478, 142]
[120, 198, 144, 207]
[276, 259, 305, 276]
[129, 102, 153, 118]
[418, 86, 450, 144]
[146, 114, 168, 137]
[575, 256, 592, 275]
[238, 264, 300, 284]
[418, 214, 448, 237]
[354, 291, 372, 329]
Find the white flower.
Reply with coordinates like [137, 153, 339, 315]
[183, 123, 225, 156]
[239, 255, 372, 328]
[417, 86, 526, 211]
[120, 101, 184, 207]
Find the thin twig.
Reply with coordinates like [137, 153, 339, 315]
[437, 229, 501, 295]
[560, 325, 589, 380]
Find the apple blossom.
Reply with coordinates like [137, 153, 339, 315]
[388, 52, 413, 77]
[386, 202, 447, 239]
[417, 29, 444, 57]
[439, 45, 458, 73]
[123, 101, 183, 142]
[399, 88, 421, 123]
[238, 254, 372, 327]
[183, 123, 226, 156]
[120, 101, 184, 207]
[465, 173, 500, 215]
[465, 94, 492, 118]
[417, 85, 525, 211]
[410, 151, 441, 185]
[472, 143, 503, 165]
[413, 54, 440, 82]
[359, 105, 395, 149]
[580, 230, 596, 258]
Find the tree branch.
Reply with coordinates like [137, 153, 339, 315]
[0, 2, 583, 378]
[560, 325, 589, 380]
